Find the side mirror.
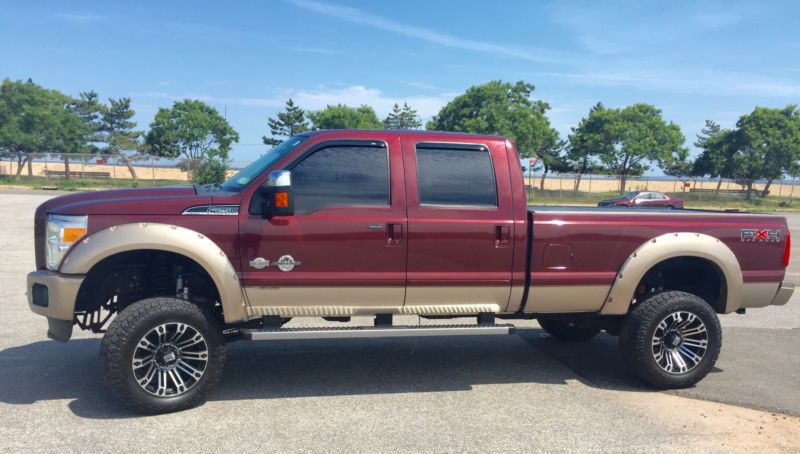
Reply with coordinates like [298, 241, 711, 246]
[260, 170, 294, 218]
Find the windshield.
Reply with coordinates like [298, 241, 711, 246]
[616, 191, 639, 199]
[221, 136, 309, 192]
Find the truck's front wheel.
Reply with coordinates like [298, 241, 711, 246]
[619, 291, 721, 389]
[101, 297, 226, 414]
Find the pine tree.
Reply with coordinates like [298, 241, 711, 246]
[262, 98, 309, 146]
[383, 103, 403, 129]
[102, 97, 144, 181]
[383, 102, 421, 129]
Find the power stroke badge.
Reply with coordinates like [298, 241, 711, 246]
[248, 255, 301, 271]
[740, 228, 781, 242]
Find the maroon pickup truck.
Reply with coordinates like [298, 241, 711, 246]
[27, 130, 793, 413]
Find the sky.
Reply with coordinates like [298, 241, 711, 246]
[1, 0, 799, 166]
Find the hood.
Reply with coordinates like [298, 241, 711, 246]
[40, 185, 240, 216]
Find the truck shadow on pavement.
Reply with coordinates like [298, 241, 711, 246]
[0, 329, 664, 419]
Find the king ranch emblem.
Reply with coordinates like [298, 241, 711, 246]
[740, 228, 781, 242]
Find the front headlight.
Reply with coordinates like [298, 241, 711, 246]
[46, 214, 88, 270]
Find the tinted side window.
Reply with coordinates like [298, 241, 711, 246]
[416, 144, 497, 207]
[291, 145, 389, 213]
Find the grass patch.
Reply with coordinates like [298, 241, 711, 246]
[0, 175, 186, 191]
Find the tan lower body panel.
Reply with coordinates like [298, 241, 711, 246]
[245, 286, 505, 318]
[404, 285, 511, 311]
[523, 285, 610, 313]
[505, 285, 525, 312]
[739, 282, 781, 309]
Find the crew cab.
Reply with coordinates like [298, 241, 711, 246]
[27, 130, 794, 413]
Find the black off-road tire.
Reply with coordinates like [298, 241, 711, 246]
[538, 317, 601, 342]
[619, 291, 722, 389]
[101, 297, 226, 414]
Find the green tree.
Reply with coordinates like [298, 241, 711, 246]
[663, 147, 693, 191]
[383, 102, 422, 129]
[567, 103, 612, 191]
[427, 80, 561, 187]
[572, 103, 685, 192]
[262, 98, 308, 146]
[193, 158, 228, 185]
[534, 133, 569, 190]
[62, 91, 103, 179]
[102, 97, 144, 181]
[145, 99, 239, 181]
[733, 105, 800, 198]
[307, 104, 382, 130]
[0, 79, 83, 178]
[691, 120, 738, 192]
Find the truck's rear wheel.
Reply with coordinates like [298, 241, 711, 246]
[101, 297, 226, 414]
[619, 291, 721, 389]
[538, 317, 601, 342]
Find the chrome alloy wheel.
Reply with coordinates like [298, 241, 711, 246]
[132, 323, 209, 397]
[651, 311, 708, 374]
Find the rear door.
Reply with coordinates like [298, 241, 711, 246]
[238, 136, 408, 314]
[400, 138, 514, 313]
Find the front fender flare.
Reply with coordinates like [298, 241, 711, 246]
[599, 232, 743, 315]
[60, 223, 249, 323]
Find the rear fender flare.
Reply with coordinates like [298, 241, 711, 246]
[60, 223, 249, 323]
[599, 232, 743, 315]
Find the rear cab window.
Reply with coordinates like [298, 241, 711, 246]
[415, 143, 498, 208]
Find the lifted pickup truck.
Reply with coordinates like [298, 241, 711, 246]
[28, 130, 793, 413]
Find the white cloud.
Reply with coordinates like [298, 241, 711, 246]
[239, 85, 451, 118]
[285, 0, 566, 64]
[523, 68, 800, 98]
[54, 13, 107, 22]
[692, 11, 743, 28]
[288, 46, 342, 55]
[135, 85, 452, 119]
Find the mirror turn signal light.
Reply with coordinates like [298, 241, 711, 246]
[275, 192, 289, 208]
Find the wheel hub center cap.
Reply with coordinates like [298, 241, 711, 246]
[155, 345, 179, 368]
[664, 331, 683, 349]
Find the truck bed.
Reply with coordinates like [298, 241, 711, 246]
[521, 204, 789, 315]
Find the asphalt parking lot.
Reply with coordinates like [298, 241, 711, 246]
[1, 191, 798, 452]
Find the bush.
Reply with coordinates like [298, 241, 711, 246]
[193, 158, 228, 185]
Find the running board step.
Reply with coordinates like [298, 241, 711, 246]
[240, 324, 515, 341]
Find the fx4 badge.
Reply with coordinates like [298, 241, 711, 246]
[248, 255, 301, 272]
[741, 228, 781, 242]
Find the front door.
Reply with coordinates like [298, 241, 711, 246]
[238, 137, 407, 316]
[400, 138, 515, 314]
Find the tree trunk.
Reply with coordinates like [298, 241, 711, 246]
[64, 157, 70, 180]
[120, 155, 138, 182]
[619, 175, 627, 193]
[574, 174, 583, 191]
[27, 156, 33, 177]
[760, 179, 773, 198]
[14, 156, 28, 178]
[715, 177, 723, 193]
[745, 181, 754, 200]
